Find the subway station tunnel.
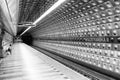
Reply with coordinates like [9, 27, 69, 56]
[0, 0, 120, 80]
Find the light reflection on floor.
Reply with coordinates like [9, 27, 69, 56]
[0, 43, 71, 80]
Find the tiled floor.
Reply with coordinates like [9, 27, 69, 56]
[0, 43, 89, 80]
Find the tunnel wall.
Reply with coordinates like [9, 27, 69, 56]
[31, 0, 120, 79]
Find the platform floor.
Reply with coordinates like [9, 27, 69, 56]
[0, 43, 89, 80]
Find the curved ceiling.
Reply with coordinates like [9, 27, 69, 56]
[0, 0, 66, 36]
[18, 0, 58, 35]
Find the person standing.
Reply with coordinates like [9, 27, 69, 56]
[7, 44, 12, 55]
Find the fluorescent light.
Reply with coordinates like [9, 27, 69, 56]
[20, 27, 32, 36]
[20, 0, 66, 36]
[33, 0, 66, 24]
